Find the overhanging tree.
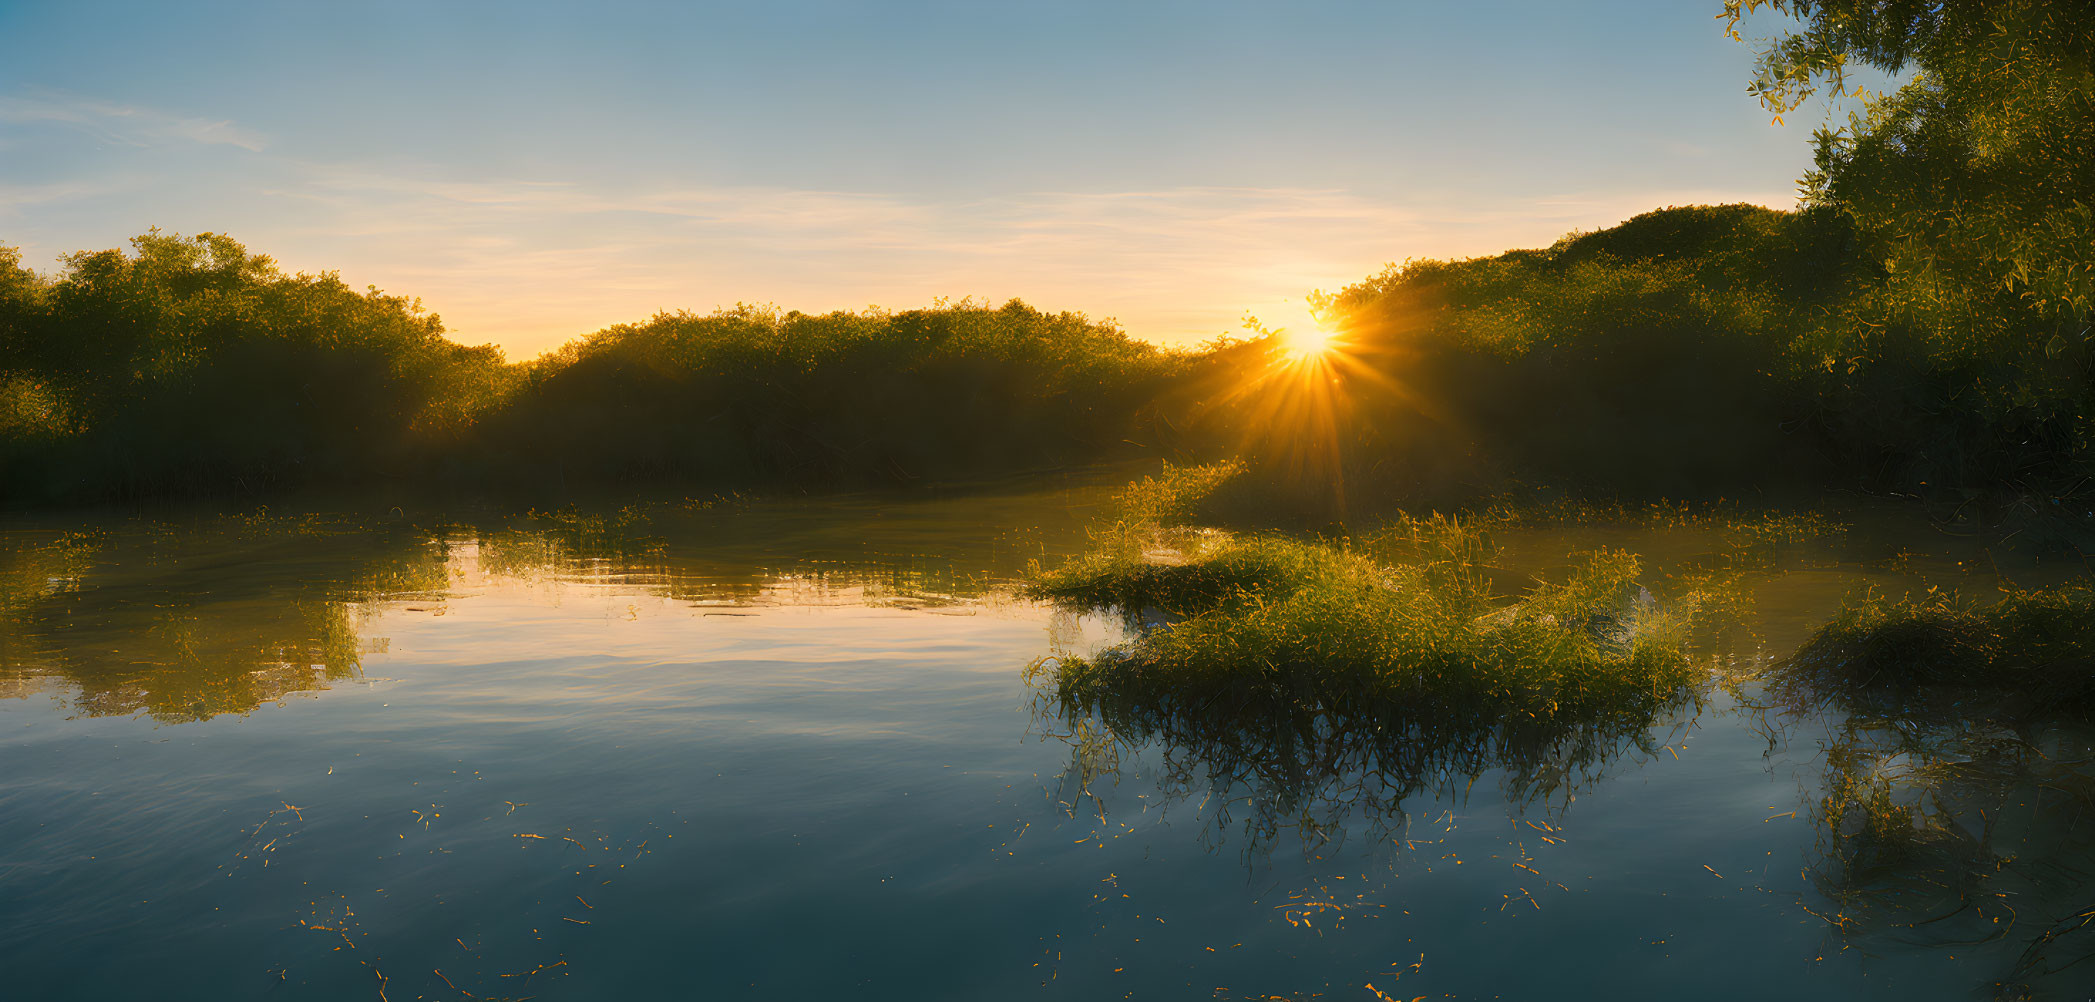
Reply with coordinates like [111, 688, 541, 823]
[1724, 1, 2095, 322]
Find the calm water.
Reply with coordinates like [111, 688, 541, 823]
[3, 472, 2092, 1001]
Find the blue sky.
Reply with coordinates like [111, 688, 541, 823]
[0, 0, 1854, 356]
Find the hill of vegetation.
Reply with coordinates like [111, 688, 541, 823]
[1286, 201, 2088, 498]
[0, 234, 1182, 503]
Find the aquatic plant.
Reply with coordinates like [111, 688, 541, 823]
[1024, 461, 1795, 725]
[1752, 581, 2095, 998]
[1024, 493, 1733, 857]
[1031, 521, 1704, 728]
[1780, 583, 2095, 717]
[1113, 458, 1247, 527]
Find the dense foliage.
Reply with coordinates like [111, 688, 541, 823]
[1166, 6, 2095, 505]
[0, 232, 508, 500]
[474, 299, 1180, 488]
[0, 233, 1179, 502]
[1304, 200, 2092, 498]
[1726, 0, 2095, 319]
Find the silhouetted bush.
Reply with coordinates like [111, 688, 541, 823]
[1293, 203, 2093, 500]
[470, 299, 1181, 488]
[5, 208, 2088, 508]
[0, 232, 507, 502]
[0, 235, 1179, 502]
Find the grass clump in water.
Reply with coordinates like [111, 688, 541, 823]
[1781, 583, 2095, 717]
[1024, 503, 1721, 855]
[1750, 582, 2095, 997]
[1029, 512, 1708, 732]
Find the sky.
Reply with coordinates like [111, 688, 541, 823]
[0, 0, 1855, 358]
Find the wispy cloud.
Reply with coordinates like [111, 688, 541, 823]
[0, 178, 141, 213]
[0, 93, 265, 151]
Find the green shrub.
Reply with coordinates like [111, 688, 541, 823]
[1024, 500, 1721, 855]
[0, 235, 1184, 502]
[1780, 583, 2095, 715]
[473, 299, 1181, 488]
[1030, 514, 1708, 729]
[0, 231, 511, 501]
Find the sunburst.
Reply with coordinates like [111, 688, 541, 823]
[1279, 324, 1335, 360]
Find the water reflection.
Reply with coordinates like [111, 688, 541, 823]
[472, 503, 1015, 608]
[1026, 613, 1708, 862]
[1752, 637, 2095, 998]
[0, 483, 1104, 721]
[1015, 506, 1793, 865]
[8, 484, 2090, 1000]
[0, 518, 445, 720]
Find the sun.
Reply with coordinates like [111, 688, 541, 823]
[1279, 323, 1335, 360]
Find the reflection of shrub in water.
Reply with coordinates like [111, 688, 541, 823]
[1766, 584, 2095, 998]
[1795, 718, 2095, 999]
[0, 532, 100, 690]
[1027, 671, 1701, 860]
[473, 505, 670, 584]
[0, 518, 450, 721]
[1025, 513, 1716, 856]
[64, 600, 367, 722]
[0, 532, 96, 621]
[470, 502, 997, 607]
